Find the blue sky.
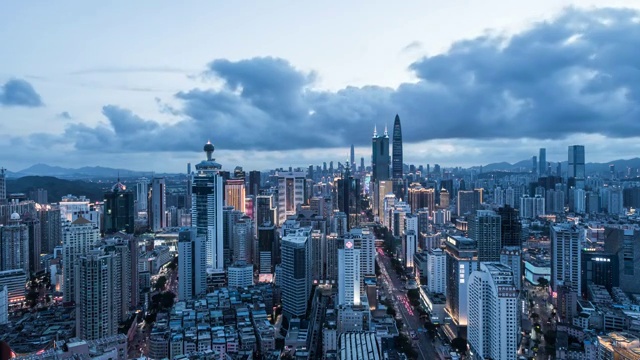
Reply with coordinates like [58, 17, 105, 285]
[1, 1, 640, 172]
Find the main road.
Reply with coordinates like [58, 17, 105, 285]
[377, 248, 439, 360]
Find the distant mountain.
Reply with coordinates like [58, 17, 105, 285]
[12, 163, 154, 179]
[6, 176, 108, 202]
[478, 157, 640, 174]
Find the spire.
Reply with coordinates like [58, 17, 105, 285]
[373, 125, 378, 137]
[384, 124, 388, 137]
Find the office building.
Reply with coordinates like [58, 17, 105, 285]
[178, 229, 206, 301]
[468, 210, 502, 263]
[103, 180, 135, 234]
[135, 178, 149, 214]
[0, 269, 27, 305]
[150, 177, 167, 231]
[371, 126, 390, 183]
[22, 212, 41, 274]
[467, 263, 519, 360]
[568, 145, 586, 190]
[500, 247, 522, 290]
[277, 172, 306, 225]
[225, 179, 246, 213]
[551, 223, 583, 294]
[336, 165, 361, 230]
[75, 249, 119, 340]
[581, 251, 618, 298]
[228, 262, 254, 288]
[248, 170, 261, 197]
[192, 141, 224, 271]
[338, 237, 361, 306]
[604, 226, 640, 293]
[539, 148, 547, 176]
[497, 205, 521, 248]
[376, 180, 393, 222]
[427, 248, 446, 294]
[444, 235, 477, 340]
[255, 195, 276, 227]
[404, 230, 417, 269]
[232, 216, 253, 264]
[0, 213, 29, 274]
[281, 228, 311, 318]
[63, 216, 100, 302]
[38, 205, 61, 254]
[457, 190, 476, 216]
[392, 114, 403, 179]
[257, 224, 278, 275]
[407, 185, 435, 214]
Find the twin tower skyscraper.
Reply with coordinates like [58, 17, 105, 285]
[372, 114, 403, 197]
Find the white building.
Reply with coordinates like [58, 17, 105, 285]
[281, 228, 311, 318]
[500, 246, 522, 291]
[228, 262, 254, 289]
[520, 195, 545, 219]
[277, 172, 306, 225]
[63, 216, 100, 302]
[338, 237, 361, 306]
[192, 142, 224, 271]
[404, 230, 417, 269]
[178, 229, 206, 301]
[551, 223, 583, 293]
[76, 249, 119, 340]
[467, 262, 519, 360]
[0, 285, 7, 324]
[427, 248, 446, 294]
[135, 178, 149, 213]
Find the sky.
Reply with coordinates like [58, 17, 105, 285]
[2, 1, 640, 173]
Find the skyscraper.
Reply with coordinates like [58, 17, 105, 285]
[75, 248, 119, 340]
[178, 228, 206, 301]
[338, 237, 361, 306]
[248, 170, 261, 197]
[281, 228, 311, 319]
[444, 235, 477, 339]
[135, 178, 149, 214]
[63, 216, 100, 302]
[256, 195, 276, 227]
[336, 164, 361, 230]
[0, 168, 5, 202]
[371, 126, 390, 183]
[0, 213, 29, 274]
[551, 223, 583, 293]
[392, 114, 403, 179]
[468, 210, 502, 263]
[103, 180, 135, 234]
[539, 148, 547, 176]
[427, 248, 446, 294]
[467, 262, 519, 360]
[277, 172, 306, 224]
[192, 141, 224, 271]
[497, 206, 521, 247]
[568, 145, 586, 189]
[225, 178, 246, 213]
[257, 223, 278, 275]
[350, 144, 355, 170]
[150, 177, 166, 231]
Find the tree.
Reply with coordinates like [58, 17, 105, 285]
[451, 337, 467, 355]
[154, 276, 167, 291]
[537, 277, 549, 288]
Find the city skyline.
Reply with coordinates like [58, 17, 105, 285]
[1, 3, 640, 172]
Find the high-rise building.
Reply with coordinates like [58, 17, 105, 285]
[500, 247, 522, 290]
[178, 228, 206, 301]
[568, 145, 586, 190]
[427, 248, 446, 294]
[281, 228, 311, 318]
[520, 195, 545, 219]
[38, 205, 61, 254]
[223, 206, 242, 268]
[457, 190, 476, 216]
[103, 180, 135, 234]
[135, 178, 149, 214]
[0, 168, 5, 202]
[0, 213, 29, 274]
[192, 141, 224, 271]
[336, 165, 361, 230]
[232, 216, 253, 264]
[75, 249, 119, 340]
[392, 114, 403, 179]
[22, 212, 41, 274]
[277, 172, 306, 225]
[468, 210, 502, 263]
[551, 223, 583, 293]
[350, 144, 355, 170]
[257, 223, 278, 275]
[444, 235, 477, 340]
[371, 126, 390, 183]
[539, 148, 547, 176]
[338, 237, 361, 306]
[604, 226, 640, 294]
[228, 262, 253, 288]
[225, 179, 246, 213]
[63, 216, 100, 302]
[580, 250, 618, 298]
[28, 188, 48, 204]
[248, 170, 261, 197]
[407, 185, 435, 214]
[497, 206, 521, 248]
[0, 285, 7, 325]
[150, 177, 167, 231]
[255, 194, 276, 228]
[467, 262, 519, 360]
[532, 156, 538, 174]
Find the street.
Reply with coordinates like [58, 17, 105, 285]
[377, 248, 439, 360]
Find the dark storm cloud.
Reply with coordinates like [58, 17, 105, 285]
[0, 79, 43, 107]
[52, 7, 640, 153]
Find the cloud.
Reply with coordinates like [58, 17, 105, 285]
[0, 79, 43, 107]
[20, 7, 640, 158]
[68, 66, 194, 75]
[401, 41, 423, 53]
[58, 111, 72, 119]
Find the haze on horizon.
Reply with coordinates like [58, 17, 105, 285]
[2, 1, 640, 173]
